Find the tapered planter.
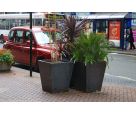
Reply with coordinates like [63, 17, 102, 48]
[0, 63, 12, 71]
[38, 60, 73, 93]
[70, 61, 106, 92]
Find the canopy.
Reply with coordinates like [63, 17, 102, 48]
[79, 12, 134, 19]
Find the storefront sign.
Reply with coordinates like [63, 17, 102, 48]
[109, 21, 121, 40]
[45, 14, 64, 20]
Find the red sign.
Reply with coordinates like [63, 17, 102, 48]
[109, 21, 121, 40]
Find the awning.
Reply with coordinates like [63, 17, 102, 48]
[79, 12, 133, 19]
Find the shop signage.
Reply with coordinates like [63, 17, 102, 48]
[109, 21, 121, 40]
[45, 14, 64, 20]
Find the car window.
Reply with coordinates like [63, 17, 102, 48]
[8, 30, 14, 40]
[43, 31, 61, 41]
[15, 30, 23, 43]
[34, 31, 52, 44]
[8, 30, 23, 43]
[24, 31, 31, 42]
[54, 32, 62, 41]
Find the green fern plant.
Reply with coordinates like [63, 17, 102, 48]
[71, 33, 110, 65]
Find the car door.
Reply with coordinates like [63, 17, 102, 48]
[5, 30, 15, 53]
[7, 30, 24, 63]
[13, 30, 24, 63]
[21, 30, 37, 66]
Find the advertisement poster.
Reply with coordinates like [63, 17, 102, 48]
[109, 21, 121, 40]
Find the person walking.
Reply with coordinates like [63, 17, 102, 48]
[124, 29, 130, 50]
[129, 28, 136, 50]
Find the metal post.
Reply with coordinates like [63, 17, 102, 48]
[120, 19, 125, 50]
[30, 12, 32, 77]
[93, 20, 96, 33]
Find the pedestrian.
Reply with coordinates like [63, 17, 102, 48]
[129, 28, 135, 50]
[124, 29, 130, 50]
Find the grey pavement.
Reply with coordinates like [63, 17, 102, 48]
[0, 66, 136, 102]
[105, 53, 136, 87]
[110, 48, 136, 56]
[110, 42, 136, 55]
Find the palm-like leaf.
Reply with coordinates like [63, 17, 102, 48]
[71, 33, 110, 65]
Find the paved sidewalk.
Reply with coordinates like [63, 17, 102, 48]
[0, 67, 136, 102]
[110, 49, 136, 56]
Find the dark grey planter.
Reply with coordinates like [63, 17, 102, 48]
[70, 61, 106, 92]
[38, 60, 73, 93]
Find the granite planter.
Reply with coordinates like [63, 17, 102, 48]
[38, 60, 73, 93]
[70, 61, 106, 92]
[0, 63, 12, 71]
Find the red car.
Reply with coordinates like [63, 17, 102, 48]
[3, 26, 62, 70]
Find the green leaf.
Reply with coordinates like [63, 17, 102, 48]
[71, 33, 110, 65]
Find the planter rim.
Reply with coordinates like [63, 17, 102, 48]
[0, 63, 12, 65]
[74, 61, 106, 65]
[38, 60, 73, 64]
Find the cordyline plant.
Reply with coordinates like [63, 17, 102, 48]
[62, 15, 88, 60]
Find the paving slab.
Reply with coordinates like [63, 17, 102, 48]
[0, 67, 136, 102]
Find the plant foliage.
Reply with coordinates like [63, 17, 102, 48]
[0, 49, 14, 65]
[63, 16, 88, 42]
[62, 16, 88, 60]
[71, 33, 110, 65]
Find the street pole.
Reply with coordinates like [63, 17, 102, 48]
[30, 12, 32, 77]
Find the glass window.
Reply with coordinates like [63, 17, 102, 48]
[24, 31, 31, 41]
[8, 30, 14, 40]
[96, 20, 106, 33]
[34, 31, 52, 44]
[55, 32, 61, 40]
[35, 19, 42, 26]
[43, 31, 62, 41]
[14, 30, 23, 43]
[0, 19, 10, 30]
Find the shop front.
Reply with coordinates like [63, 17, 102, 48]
[80, 12, 136, 49]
